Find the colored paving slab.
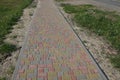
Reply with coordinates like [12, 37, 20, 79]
[12, 0, 108, 80]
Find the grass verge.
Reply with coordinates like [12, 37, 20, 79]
[61, 4, 120, 68]
[0, 0, 33, 55]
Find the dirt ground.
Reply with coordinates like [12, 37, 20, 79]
[57, 0, 120, 80]
[0, 0, 37, 79]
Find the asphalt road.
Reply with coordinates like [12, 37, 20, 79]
[94, 0, 120, 7]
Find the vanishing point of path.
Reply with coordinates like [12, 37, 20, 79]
[12, 0, 108, 80]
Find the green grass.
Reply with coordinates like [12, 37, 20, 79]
[61, 4, 120, 68]
[0, 77, 6, 80]
[0, 43, 17, 55]
[0, 0, 33, 55]
[110, 55, 120, 68]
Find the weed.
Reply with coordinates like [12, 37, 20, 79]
[29, 13, 33, 16]
[10, 35, 17, 39]
[0, 43, 17, 55]
[110, 55, 120, 68]
[7, 66, 15, 74]
[83, 40, 88, 43]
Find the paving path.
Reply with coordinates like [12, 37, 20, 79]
[12, 0, 108, 80]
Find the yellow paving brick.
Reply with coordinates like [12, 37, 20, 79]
[27, 69, 34, 73]
[25, 59, 30, 65]
[48, 72, 57, 80]
[62, 73, 71, 80]
[20, 72, 26, 78]
[92, 73, 99, 79]
[53, 63, 59, 67]
[74, 71, 80, 76]
[28, 78, 37, 80]
[54, 67, 61, 72]
[48, 72, 57, 77]
[89, 73, 96, 80]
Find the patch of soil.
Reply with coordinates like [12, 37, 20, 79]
[0, 0, 38, 79]
[58, 3, 120, 80]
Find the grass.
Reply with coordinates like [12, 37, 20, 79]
[61, 4, 120, 68]
[110, 55, 120, 68]
[0, 43, 17, 55]
[7, 66, 15, 75]
[0, 0, 33, 55]
[0, 77, 6, 80]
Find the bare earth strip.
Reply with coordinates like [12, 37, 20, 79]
[12, 0, 108, 80]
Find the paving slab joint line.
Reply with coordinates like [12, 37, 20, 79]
[54, 2, 109, 80]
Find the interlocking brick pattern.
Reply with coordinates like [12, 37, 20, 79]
[12, 0, 108, 80]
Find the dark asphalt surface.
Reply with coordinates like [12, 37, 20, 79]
[94, 0, 120, 7]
